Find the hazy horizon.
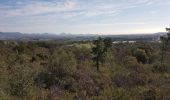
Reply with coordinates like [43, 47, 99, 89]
[0, 0, 169, 34]
[0, 31, 166, 35]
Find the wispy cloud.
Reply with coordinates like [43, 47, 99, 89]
[0, 0, 158, 18]
[0, 0, 169, 34]
[0, 0, 78, 18]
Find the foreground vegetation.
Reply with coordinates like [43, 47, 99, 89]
[0, 37, 170, 100]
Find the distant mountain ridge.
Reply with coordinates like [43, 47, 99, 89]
[0, 32, 167, 41]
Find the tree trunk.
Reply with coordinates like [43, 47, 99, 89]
[96, 57, 99, 71]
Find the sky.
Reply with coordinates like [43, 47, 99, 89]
[0, 0, 170, 34]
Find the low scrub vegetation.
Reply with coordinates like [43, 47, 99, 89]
[0, 38, 170, 100]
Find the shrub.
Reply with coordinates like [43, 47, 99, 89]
[142, 89, 156, 100]
[133, 48, 149, 64]
[50, 48, 77, 76]
[152, 63, 167, 72]
[113, 72, 146, 87]
[34, 72, 55, 89]
[35, 48, 77, 89]
[124, 56, 143, 72]
[8, 68, 34, 98]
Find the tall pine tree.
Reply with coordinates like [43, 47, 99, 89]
[92, 37, 112, 70]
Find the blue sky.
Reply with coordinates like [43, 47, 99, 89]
[0, 0, 170, 34]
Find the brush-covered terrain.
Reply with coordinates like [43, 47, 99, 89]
[0, 39, 170, 100]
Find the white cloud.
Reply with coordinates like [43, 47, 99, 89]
[0, 0, 78, 18]
[0, 0, 159, 19]
[0, 0, 168, 34]
[151, 10, 158, 14]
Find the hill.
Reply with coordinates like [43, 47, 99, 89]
[0, 32, 167, 41]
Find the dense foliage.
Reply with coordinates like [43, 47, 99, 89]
[0, 39, 170, 100]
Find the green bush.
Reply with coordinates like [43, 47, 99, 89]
[7, 68, 34, 98]
[133, 48, 149, 64]
[113, 72, 147, 87]
[35, 48, 77, 90]
[152, 63, 167, 72]
[124, 56, 144, 72]
[142, 89, 157, 100]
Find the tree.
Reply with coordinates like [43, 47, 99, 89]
[160, 28, 170, 66]
[166, 28, 170, 39]
[133, 48, 149, 64]
[103, 37, 112, 51]
[92, 37, 112, 70]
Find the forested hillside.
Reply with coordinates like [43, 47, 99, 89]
[0, 35, 170, 100]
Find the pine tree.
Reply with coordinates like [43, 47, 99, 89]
[92, 37, 112, 70]
[160, 28, 170, 66]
